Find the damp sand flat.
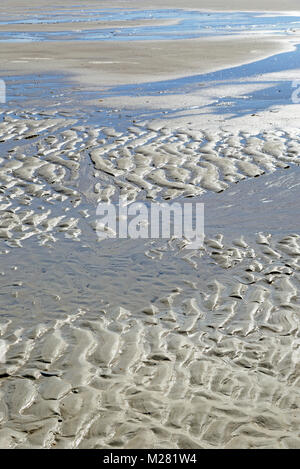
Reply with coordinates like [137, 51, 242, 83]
[0, 3, 300, 86]
[0, 37, 296, 87]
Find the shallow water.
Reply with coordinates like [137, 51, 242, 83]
[1, 9, 300, 42]
[103, 43, 300, 119]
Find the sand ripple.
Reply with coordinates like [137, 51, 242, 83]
[0, 113, 300, 448]
[0, 231, 299, 448]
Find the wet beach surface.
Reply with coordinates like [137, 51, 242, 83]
[1, 9, 300, 42]
[0, 3, 300, 449]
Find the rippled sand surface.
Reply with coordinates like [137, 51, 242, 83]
[1, 0, 300, 450]
[0, 108, 299, 448]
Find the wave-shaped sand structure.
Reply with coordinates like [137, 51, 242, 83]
[0, 111, 299, 247]
[0, 111, 300, 448]
[0, 231, 300, 448]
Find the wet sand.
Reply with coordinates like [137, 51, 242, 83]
[0, 0, 300, 450]
[1, 112, 300, 448]
[0, 19, 181, 33]
[1, 1, 299, 88]
[1, 37, 295, 87]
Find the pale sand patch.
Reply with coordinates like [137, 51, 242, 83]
[99, 96, 300, 134]
[136, 104, 300, 134]
[0, 36, 295, 87]
[0, 19, 180, 33]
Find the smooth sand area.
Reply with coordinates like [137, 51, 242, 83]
[0, 1, 299, 88]
[0, 19, 181, 33]
[0, 37, 295, 87]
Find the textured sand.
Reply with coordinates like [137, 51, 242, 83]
[0, 19, 181, 33]
[0, 111, 300, 448]
[1, 0, 300, 450]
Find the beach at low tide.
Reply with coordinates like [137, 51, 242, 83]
[0, 0, 300, 449]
